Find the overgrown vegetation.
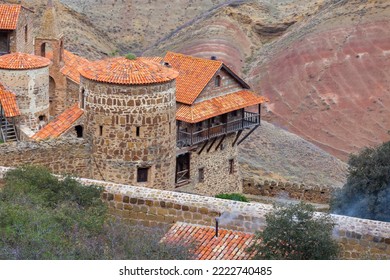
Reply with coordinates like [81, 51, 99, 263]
[330, 141, 390, 222]
[247, 202, 340, 260]
[0, 166, 193, 260]
[125, 53, 137, 60]
[215, 193, 249, 202]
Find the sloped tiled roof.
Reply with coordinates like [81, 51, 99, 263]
[163, 222, 255, 260]
[176, 90, 268, 123]
[0, 52, 50, 70]
[61, 50, 90, 83]
[0, 4, 21, 30]
[79, 56, 179, 85]
[0, 83, 20, 117]
[32, 103, 83, 140]
[163, 52, 223, 105]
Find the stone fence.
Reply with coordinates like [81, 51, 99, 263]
[243, 178, 336, 204]
[0, 166, 388, 259]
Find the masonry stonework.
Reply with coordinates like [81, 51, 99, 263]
[8, 7, 34, 54]
[83, 77, 177, 189]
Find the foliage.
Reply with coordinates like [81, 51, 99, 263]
[215, 193, 249, 202]
[330, 141, 390, 222]
[0, 166, 193, 260]
[125, 53, 137, 60]
[247, 202, 340, 260]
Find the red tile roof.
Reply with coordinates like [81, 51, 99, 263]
[32, 103, 83, 140]
[163, 52, 223, 105]
[176, 90, 268, 123]
[163, 222, 255, 260]
[0, 4, 21, 30]
[0, 52, 50, 70]
[0, 83, 20, 117]
[61, 50, 90, 83]
[79, 56, 178, 85]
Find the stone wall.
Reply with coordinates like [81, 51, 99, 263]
[66, 78, 80, 106]
[83, 77, 177, 189]
[9, 7, 34, 54]
[243, 178, 334, 204]
[177, 133, 241, 196]
[0, 138, 90, 177]
[0, 166, 388, 259]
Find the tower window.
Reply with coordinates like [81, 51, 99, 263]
[229, 159, 235, 174]
[198, 168, 204, 183]
[99, 125, 103, 136]
[24, 25, 28, 43]
[80, 88, 86, 109]
[75, 125, 83, 138]
[215, 75, 221, 87]
[136, 126, 140, 137]
[137, 167, 149, 183]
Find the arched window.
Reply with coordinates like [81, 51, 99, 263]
[215, 75, 221, 87]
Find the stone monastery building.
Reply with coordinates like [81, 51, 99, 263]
[0, 1, 268, 196]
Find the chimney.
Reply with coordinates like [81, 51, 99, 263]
[210, 56, 217, 60]
[215, 217, 219, 238]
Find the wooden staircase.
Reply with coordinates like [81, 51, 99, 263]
[0, 116, 18, 143]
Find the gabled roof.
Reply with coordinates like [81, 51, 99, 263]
[79, 56, 179, 85]
[0, 4, 21, 30]
[0, 52, 50, 70]
[163, 52, 250, 105]
[163, 222, 255, 260]
[32, 103, 83, 140]
[61, 50, 90, 84]
[0, 83, 20, 118]
[176, 90, 268, 123]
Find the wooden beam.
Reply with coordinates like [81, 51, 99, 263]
[215, 135, 226, 151]
[232, 130, 243, 147]
[237, 125, 259, 146]
[198, 140, 209, 155]
[207, 137, 218, 153]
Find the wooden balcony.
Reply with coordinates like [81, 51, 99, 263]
[177, 111, 259, 147]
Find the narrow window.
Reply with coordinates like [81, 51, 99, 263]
[198, 168, 204, 183]
[75, 125, 83, 138]
[80, 89, 86, 109]
[24, 25, 28, 43]
[136, 126, 140, 137]
[229, 159, 235, 174]
[99, 125, 103, 136]
[137, 167, 149, 183]
[215, 75, 221, 87]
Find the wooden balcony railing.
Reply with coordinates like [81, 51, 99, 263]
[176, 169, 190, 185]
[177, 111, 259, 147]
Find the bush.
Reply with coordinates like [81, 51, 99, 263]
[247, 202, 340, 260]
[215, 193, 249, 202]
[0, 166, 193, 260]
[330, 141, 390, 222]
[125, 53, 137, 60]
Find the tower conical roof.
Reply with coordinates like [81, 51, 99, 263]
[38, 0, 61, 39]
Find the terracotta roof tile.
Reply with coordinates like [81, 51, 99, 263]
[163, 52, 223, 105]
[176, 90, 268, 123]
[79, 56, 178, 85]
[0, 52, 50, 70]
[61, 50, 90, 83]
[163, 222, 255, 260]
[32, 103, 83, 140]
[0, 83, 20, 117]
[0, 4, 21, 30]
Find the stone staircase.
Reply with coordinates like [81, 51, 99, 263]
[0, 116, 18, 143]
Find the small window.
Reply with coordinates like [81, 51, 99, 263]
[229, 159, 235, 174]
[99, 125, 103, 136]
[215, 75, 222, 87]
[75, 125, 83, 138]
[137, 167, 149, 183]
[80, 88, 86, 109]
[24, 25, 28, 43]
[136, 126, 140, 137]
[198, 168, 204, 183]
[38, 115, 46, 122]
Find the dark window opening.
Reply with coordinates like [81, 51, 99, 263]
[80, 88, 86, 109]
[215, 75, 222, 87]
[75, 125, 83, 138]
[137, 167, 149, 183]
[136, 126, 140, 137]
[99, 125, 103, 136]
[24, 25, 28, 43]
[229, 159, 235, 174]
[0, 32, 10, 54]
[231, 110, 238, 117]
[176, 153, 190, 185]
[38, 115, 46, 122]
[198, 168, 204, 183]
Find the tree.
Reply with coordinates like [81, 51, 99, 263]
[330, 141, 390, 222]
[0, 165, 193, 260]
[247, 202, 340, 260]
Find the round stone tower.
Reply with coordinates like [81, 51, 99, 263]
[80, 56, 178, 189]
[0, 52, 50, 131]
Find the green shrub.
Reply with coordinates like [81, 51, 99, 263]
[125, 53, 137, 60]
[215, 193, 249, 202]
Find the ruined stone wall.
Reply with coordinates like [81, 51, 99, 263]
[0, 66, 50, 131]
[243, 178, 334, 204]
[177, 133, 241, 196]
[0, 138, 90, 177]
[83, 77, 177, 190]
[196, 68, 244, 103]
[9, 8, 34, 54]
